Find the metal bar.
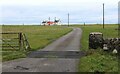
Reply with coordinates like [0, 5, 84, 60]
[2, 39, 17, 50]
[1, 32, 21, 34]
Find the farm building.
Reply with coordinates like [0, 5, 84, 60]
[42, 18, 61, 26]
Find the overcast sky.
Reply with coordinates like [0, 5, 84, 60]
[0, 0, 120, 25]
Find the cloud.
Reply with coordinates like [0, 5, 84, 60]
[0, 0, 119, 24]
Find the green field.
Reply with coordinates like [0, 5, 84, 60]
[2, 25, 72, 61]
[1, 25, 119, 72]
[78, 24, 119, 72]
[80, 24, 118, 51]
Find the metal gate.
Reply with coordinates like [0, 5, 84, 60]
[1, 32, 30, 51]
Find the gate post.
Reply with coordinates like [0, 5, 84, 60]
[19, 33, 22, 50]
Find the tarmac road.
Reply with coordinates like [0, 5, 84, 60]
[2, 28, 84, 72]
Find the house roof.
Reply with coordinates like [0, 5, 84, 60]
[47, 21, 54, 24]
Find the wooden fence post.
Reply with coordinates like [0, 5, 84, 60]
[19, 33, 22, 50]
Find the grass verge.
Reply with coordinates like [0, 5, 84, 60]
[78, 24, 118, 72]
[2, 25, 72, 61]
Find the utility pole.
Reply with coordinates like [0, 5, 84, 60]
[84, 22, 85, 26]
[49, 17, 50, 26]
[40, 22, 41, 26]
[55, 17, 56, 20]
[49, 17, 50, 21]
[103, 3, 105, 29]
[118, 2, 120, 38]
[54, 17, 56, 25]
[68, 13, 69, 27]
[118, 2, 120, 59]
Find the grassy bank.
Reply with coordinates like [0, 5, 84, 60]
[80, 25, 118, 51]
[2, 25, 72, 61]
[78, 24, 118, 72]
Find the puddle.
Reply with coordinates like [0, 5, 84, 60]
[14, 66, 29, 70]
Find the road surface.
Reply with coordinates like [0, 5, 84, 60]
[2, 28, 84, 72]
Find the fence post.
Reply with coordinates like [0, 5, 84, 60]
[19, 33, 22, 50]
[23, 34, 31, 50]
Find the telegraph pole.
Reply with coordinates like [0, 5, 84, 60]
[55, 17, 56, 20]
[54, 17, 56, 25]
[68, 13, 69, 27]
[118, 2, 120, 61]
[84, 22, 85, 26]
[49, 17, 50, 26]
[49, 17, 50, 21]
[118, 2, 120, 38]
[103, 3, 105, 29]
